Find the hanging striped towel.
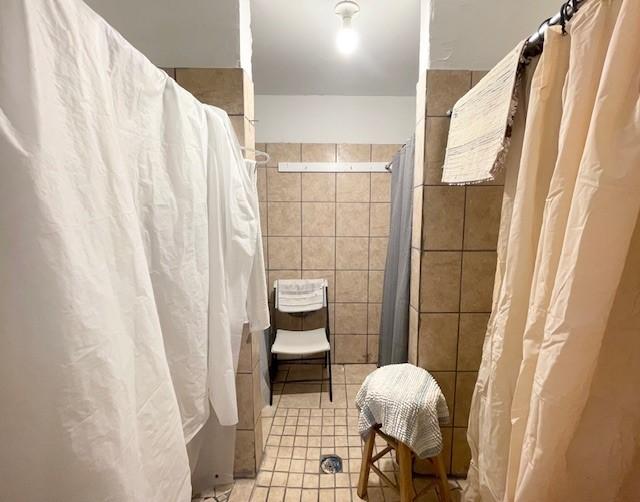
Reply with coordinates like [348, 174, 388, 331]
[275, 279, 327, 313]
[441, 40, 527, 185]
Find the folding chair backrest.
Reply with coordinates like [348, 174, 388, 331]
[274, 279, 328, 313]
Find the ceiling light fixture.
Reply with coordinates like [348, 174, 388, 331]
[334, 0, 360, 56]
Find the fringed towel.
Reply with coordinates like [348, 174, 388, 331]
[355, 364, 449, 458]
[441, 40, 527, 185]
[275, 279, 327, 313]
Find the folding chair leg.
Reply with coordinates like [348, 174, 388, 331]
[269, 353, 278, 406]
[327, 351, 333, 402]
[269, 363, 273, 406]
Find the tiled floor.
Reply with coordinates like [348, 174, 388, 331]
[225, 364, 463, 502]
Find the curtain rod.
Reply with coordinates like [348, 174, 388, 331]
[384, 137, 413, 171]
[523, 0, 586, 58]
[442, 1, 586, 118]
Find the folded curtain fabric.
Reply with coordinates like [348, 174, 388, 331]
[0, 0, 268, 499]
[378, 139, 414, 366]
[246, 161, 271, 336]
[0, 2, 191, 497]
[204, 106, 269, 428]
[465, 0, 640, 500]
[465, 26, 570, 502]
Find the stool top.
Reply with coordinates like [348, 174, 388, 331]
[355, 363, 450, 459]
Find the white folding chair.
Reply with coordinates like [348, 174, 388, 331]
[269, 279, 332, 405]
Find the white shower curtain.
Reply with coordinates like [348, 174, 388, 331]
[0, 0, 268, 500]
[465, 0, 640, 501]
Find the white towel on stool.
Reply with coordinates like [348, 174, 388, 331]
[356, 363, 450, 458]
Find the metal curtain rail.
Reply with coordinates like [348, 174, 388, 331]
[384, 138, 411, 172]
[441, 0, 587, 119]
[523, 0, 586, 58]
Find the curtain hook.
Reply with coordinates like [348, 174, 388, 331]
[559, 1, 571, 35]
[571, 0, 579, 13]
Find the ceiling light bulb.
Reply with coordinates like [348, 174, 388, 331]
[336, 25, 358, 55]
[334, 1, 360, 56]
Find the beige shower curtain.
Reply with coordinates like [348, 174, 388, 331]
[464, 0, 640, 501]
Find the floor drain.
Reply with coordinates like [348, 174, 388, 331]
[320, 454, 343, 474]
[197, 485, 232, 502]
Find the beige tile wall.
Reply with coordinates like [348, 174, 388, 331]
[258, 143, 400, 365]
[412, 69, 500, 476]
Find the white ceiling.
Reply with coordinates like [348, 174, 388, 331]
[251, 0, 420, 96]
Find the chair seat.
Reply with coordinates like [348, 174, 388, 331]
[271, 328, 330, 355]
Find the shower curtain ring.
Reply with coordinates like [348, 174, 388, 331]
[559, 1, 570, 35]
[537, 16, 552, 39]
[571, 0, 579, 14]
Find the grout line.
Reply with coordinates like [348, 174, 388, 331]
[366, 167, 374, 362]
[449, 184, 467, 473]
[419, 248, 497, 254]
[333, 147, 338, 361]
[298, 145, 303, 286]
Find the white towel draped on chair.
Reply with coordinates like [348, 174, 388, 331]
[275, 279, 327, 313]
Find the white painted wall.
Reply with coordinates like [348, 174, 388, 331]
[255, 95, 416, 144]
[418, 0, 432, 75]
[84, 0, 242, 69]
[423, 0, 560, 70]
[239, 0, 253, 79]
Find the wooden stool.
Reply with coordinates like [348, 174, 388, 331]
[357, 425, 452, 502]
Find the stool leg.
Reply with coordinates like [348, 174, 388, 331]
[357, 429, 376, 499]
[432, 453, 452, 502]
[397, 442, 416, 502]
